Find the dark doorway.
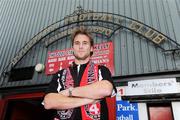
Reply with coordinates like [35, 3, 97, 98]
[4, 99, 55, 120]
[147, 103, 174, 120]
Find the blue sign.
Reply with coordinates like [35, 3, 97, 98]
[116, 100, 139, 120]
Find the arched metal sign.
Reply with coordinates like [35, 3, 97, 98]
[1, 6, 180, 81]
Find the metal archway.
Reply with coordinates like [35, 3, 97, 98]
[1, 6, 180, 84]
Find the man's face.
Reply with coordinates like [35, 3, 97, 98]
[73, 34, 93, 61]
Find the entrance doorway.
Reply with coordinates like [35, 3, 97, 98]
[147, 103, 174, 120]
[2, 93, 55, 120]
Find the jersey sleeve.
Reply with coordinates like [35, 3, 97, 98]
[45, 70, 63, 94]
[99, 65, 117, 97]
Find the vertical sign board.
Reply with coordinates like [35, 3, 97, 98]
[116, 87, 139, 120]
[46, 42, 114, 75]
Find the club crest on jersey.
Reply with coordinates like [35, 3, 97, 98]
[84, 103, 101, 120]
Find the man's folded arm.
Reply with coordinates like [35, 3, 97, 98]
[60, 80, 113, 100]
[43, 93, 97, 110]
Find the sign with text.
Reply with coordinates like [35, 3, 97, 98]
[116, 100, 139, 120]
[116, 87, 139, 120]
[116, 87, 126, 100]
[125, 78, 178, 96]
[45, 42, 114, 75]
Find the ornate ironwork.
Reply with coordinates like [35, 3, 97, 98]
[66, 6, 93, 17]
[1, 6, 180, 85]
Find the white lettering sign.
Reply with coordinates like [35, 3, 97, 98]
[125, 78, 179, 95]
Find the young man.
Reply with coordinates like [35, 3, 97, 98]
[43, 28, 116, 120]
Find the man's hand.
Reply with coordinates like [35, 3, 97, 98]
[68, 80, 113, 99]
[60, 89, 69, 96]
